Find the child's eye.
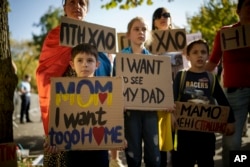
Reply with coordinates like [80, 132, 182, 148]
[87, 59, 94, 63]
[192, 50, 198, 54]
[77, 59, 83, 63]
[201, 50, 207, 54]
[134, 27, 140, 31]
[142, 27, 147, 32]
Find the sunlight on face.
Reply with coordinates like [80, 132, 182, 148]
[70, 53, 99, 77]
[154, 12, 170, 30]
[127, 20, 148, 46]
[64, 0, 88, 20]
[187, 44, 208, 70]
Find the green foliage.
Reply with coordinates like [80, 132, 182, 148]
[11, 39, 39, 92]
[10, 6, 63, 93]
[186, 0, 238, 50]
[32, 6, 63, 57]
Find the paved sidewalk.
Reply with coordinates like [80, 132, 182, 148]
[13, 94, 250, 166]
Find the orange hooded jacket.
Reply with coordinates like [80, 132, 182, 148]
[36, 26, 71, 135]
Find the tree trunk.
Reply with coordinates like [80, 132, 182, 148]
[0, 0, 18, 143]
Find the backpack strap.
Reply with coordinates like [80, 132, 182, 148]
[206, 71, 216, 95]
[177, 70, 187, 101]
[174, 70, 186, 151]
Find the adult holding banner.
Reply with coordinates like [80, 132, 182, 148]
[152, 7, 175, 167]
[205, 0, 250, 166]
[36, 0, 111, 166]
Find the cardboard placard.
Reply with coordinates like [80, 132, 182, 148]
[186, 32, 202, 44]
[60, 16, 116, 53]
[117, 29, 186, 54]
[117, 30, 191, 80]
[117, 33, 130, 52]
[115, 53, 174, 110]
[220, 24, 250, 51]
[0, 143, 17, 167]
[150, 29, 186, 54]
[48, 77, 124, 150]
[175, 102, 229, 133]
[163, 52, 184, 80]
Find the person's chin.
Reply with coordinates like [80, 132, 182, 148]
[70, 16, 83, 21]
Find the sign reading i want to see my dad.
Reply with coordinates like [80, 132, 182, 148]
[48, 77, 124, 151]
[220, 24, 250, 51]
[60, 16, 116, 53]
[116, 53, 174, 110]
[175, 102, 230, 133]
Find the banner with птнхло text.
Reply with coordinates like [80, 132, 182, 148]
[115, 53, 174, 110]
[60, 16, 116, 53]
[48, 77, 124, 151]
[175, 102, 229, 133]
[149, 29, 186, 54]
[117, 29, 186, 54]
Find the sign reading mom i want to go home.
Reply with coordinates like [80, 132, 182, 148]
[48, 77, 124, 151]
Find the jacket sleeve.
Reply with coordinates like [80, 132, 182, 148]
[95, 52, 111, 77]
[212, 78, 235, 123]
[209, 29, 223, 65]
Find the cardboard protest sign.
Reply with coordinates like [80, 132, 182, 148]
[163, 52, 184, 80]
[150, 29, 186, 54]
[0, 143, 17, 167]
[186, 32, 202, 44]
[48, 77, 124, 150]
[117, 33, 130, 52]
[220, 24, 250, 51]
[60, 16, 116, 53]
[117, 29, 186, 53]
[175, 102, 229, 133]
[116, 53, 174, 110]
[117, 30, 187, 80]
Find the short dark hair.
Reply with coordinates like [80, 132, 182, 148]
[24, 74, 31, 80]
[237, 0, 245, 11]
[71, 43, 98, 61]
[186, 39, 209, 55]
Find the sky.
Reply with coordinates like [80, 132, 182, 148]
[8, 0, 205, 41]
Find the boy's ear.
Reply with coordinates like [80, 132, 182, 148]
[69, 61, 75, 70]
[96, 61, 100, 69]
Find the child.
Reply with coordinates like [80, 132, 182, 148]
[44, 43, 109, 167]
[120, 16, 161, 167]
[172, 39, 235, 167]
